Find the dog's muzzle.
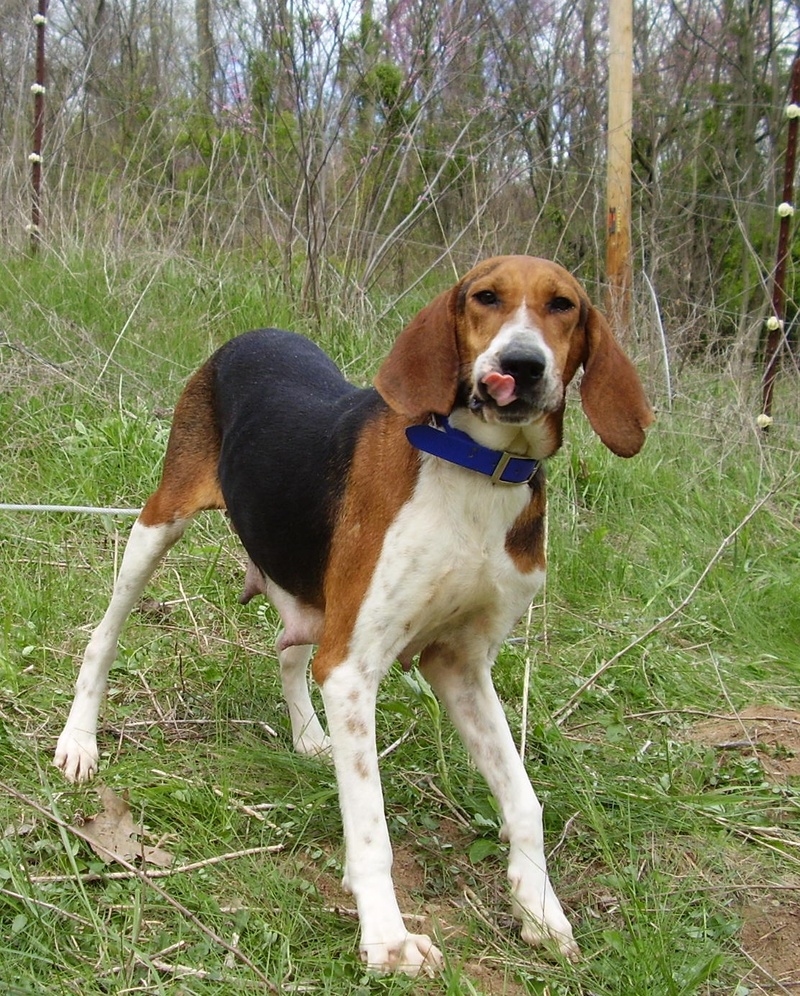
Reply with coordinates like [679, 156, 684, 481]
[472, 347, 557, 422]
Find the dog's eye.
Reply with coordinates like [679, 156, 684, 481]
[549, 296, 575, 313]
[474, 289, 499, 306]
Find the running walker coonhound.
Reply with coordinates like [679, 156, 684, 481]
[55, 255, 653, 975]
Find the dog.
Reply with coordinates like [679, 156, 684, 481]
[55, 255, 653, 975]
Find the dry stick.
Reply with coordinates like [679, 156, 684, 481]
[0, 886, 94, 926]
[29, 844, 284, 885]
[553, 487, 779, 727]
[135, 959, 213, 981]
[735, 944, 796, 996]
[643, 272, 673, 411]
[572, 707, 800, 730]
[0, 781, 279, 992]
[95, 265, 161, 385]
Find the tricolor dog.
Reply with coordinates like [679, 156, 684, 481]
[55, 255, 653, 975]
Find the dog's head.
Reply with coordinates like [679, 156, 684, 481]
[375, 255, 654, 458]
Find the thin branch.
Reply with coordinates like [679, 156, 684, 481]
[553, 486, 781, 726]
[569, 707, 800, 731]
[643, 271, 673, 411]
[0, 887, 93, 926]
[94, 264, 162, 385]
[29, 844, 284, 884]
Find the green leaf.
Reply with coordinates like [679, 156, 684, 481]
[468, 837, 499, 863]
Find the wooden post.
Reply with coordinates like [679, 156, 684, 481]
[605, 0, 633, 339]
[761, 47, 800, 424]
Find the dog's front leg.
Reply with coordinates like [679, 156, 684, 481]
[421, 645, 580, 961]
[318, 658, 443, 977]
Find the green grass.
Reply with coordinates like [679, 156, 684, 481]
[1, 246, 799, 994]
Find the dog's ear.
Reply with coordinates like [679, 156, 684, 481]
[580, 307, 654, 457]
[374, 288, 460, 418]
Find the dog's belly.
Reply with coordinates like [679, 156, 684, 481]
[349, 456, 545, 670]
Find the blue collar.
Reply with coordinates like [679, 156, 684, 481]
[405, 415, 540, 486]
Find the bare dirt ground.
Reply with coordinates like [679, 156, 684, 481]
[689, 705, 800, 782]
[689, 705, 800, 994]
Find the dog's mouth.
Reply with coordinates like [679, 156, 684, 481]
[469, 374, 557, 425]
[469, 392, 536, 424]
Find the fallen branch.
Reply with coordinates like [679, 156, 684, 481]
[569, 707, 800, 730]
[0, 886, 93, 926]
[735, 944, 796, 996]
[28, 843, 284, 884]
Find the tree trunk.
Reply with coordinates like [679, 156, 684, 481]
[196, 0, 216, 114]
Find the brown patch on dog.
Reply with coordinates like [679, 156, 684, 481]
[312, 407, 419, 684]
[140, 363, 225, 526]
[505, 471, 547, 573]
[346, 715, 368, 738]
[375, 253, 651, 515]
[419, 642, 459, 671]
[459, 257, 588, 373]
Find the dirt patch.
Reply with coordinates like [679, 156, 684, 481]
[689, 705, 800, 993]
[739, 901, 800, 994]
[687, 705, 800, 782]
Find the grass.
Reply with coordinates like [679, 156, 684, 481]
[1, 245, 799, 995]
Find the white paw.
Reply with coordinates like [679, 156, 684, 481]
[360, 932, 444, 977]
[53, 729, 99, 784]
[514, 898, 581, 962]
[292, 719, 332, 758]
[294, 732, 332, 757]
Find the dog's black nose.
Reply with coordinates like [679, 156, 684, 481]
[500, 349, 547, 386]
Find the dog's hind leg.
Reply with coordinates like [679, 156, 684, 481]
[55, 364, 225, 783]
[241, 570, 329, 756]
[54, 516, 189, 782]
[278, 642, 331, 756]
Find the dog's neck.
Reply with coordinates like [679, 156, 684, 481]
[445, 406, 559, 462]
[405, 415, 540, 486]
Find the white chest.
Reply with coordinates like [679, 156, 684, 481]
[349, 457, 545, 666]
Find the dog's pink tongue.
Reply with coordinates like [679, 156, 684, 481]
[482, 371, 517, 406]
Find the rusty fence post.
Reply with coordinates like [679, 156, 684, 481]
[761, 47, 800, 425]
[29, 0, 48, 252]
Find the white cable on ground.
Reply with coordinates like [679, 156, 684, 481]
[0, 503, 141, 516]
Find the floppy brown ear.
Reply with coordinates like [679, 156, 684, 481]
[580, 307, 654, 457]
[374, 287, 460, 418]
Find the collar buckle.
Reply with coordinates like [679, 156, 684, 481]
[490, 451, 513, 485]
